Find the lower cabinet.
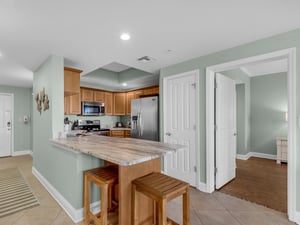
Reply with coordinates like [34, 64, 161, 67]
[110, 130, 131, 138]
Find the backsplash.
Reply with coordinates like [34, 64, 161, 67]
[65, 115, 121, 128]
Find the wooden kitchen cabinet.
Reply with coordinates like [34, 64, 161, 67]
[134, 89, 144, 98]
[64, 67, 82, 96]
[110, 129, 131, 138]
[110, 130, 125, 137]
[104, 92, 113, 115]
[94, 90, 105, 102]
[81, 88, 94, 102]
[64, 67, 82, 115]
[64, 94, 81, 115]
[126, 91, 135, 115]
[124, 130, 131, 138]
[113, 92, 126, 115]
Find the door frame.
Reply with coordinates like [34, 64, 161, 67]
[0, 93, 14, 156]
[206, 48, 296, 221]
[162, 69, 200, 188]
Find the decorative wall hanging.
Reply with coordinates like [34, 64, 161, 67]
[35, 87, 50, 114]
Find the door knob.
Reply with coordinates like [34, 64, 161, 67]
[233, 133, 237, 136]
[165, 132, 171, 136]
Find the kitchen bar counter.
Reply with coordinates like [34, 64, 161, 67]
[51, 135, 184, 225]
[51, 135, 182, 166]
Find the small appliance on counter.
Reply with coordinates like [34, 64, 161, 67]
[116, 122, 123, 127]
[72, 119, 110, 136]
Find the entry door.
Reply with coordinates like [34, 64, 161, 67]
[215, 73, 236, 189]
[163, 70, 198, 186]
[0, 94, 12, 157]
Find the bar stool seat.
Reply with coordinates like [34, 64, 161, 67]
[84, 165, 118, 225]
[131, 172, 190, 225]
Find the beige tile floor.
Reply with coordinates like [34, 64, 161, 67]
[0, 155, 295, 225]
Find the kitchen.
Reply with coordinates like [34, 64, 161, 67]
[63, 66, 160, 140]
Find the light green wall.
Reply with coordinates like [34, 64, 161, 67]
[159, 28, 300, 210]
[222, 69, 251, 155]
[250, 72, 287, 155]
[236, 84, 246, 155]
[0, 85, 32, 151]
[33, 55, 103, 209]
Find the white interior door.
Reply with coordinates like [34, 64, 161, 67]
[0, 94, 12, 157]
[215, 73, 236, 189]
[163, 70, 198, 186]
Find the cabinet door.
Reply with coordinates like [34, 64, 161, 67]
[143, 88, 153, 96]
[114, 93, 126, 115]
[152, 86, 159, 95]
[104, 92, 113, 115]
[64, 68, 81, 96]
[64, 94, 81, 115]
[124, 130, 131, 138]
[134, 90, 144, 99]
[70, 93, 81, 114]
[126, 91, 135, 115]
[81, 88, 94, 102]
[110, 130, 125, 137]
[94, 90, 105, 102]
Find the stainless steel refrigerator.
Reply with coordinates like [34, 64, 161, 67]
[131, 96, 159, 141]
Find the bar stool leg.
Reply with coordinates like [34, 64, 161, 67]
[183, 187, 190, 225]
[84, 174, 90, 225]
[131, 183, 138, 225]
[101, 185, 108, 225]
[158, 199, 167, 225]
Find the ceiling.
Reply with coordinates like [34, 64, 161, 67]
[0, 0, 300, 88]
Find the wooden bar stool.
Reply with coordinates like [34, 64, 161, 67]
[84, 165, 118, 225]
[131, 172, 190, 225]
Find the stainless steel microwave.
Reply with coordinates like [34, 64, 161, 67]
[81, 101, 105, 116]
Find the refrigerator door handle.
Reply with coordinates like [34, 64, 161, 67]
[139, 112, 143, 136]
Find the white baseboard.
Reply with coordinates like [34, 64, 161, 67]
[32, 167, 100, 223]
[198, 181, 208, 193]
[294, 211, 300, 225]
[236, 152, 251, 160]
[236, 152, 276, 161]
[12, 150, 33, 156]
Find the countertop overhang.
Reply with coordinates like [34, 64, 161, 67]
[50, 136, 183, 166]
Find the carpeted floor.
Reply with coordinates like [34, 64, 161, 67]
[0, 167, 39, 217]
[218, 157, 287, 213]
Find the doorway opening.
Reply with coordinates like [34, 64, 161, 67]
[216, 66, 288, 213]
[206, 48, 296, 222]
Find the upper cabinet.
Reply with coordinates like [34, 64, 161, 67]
[81, 88, 94, 102]
[64, 67, 82, 96]
[94, 90, 105, 102]
[126, 91, 135, 115]
[104, 92, 113, 115]
[64, 67, 82, 115]
[113, 92, 126, 115]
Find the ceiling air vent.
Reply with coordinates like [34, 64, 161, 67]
[137, 56, 156, 62]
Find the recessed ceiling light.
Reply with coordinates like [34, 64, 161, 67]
[120, 33, 131, 41]
[122, 83, 127, 86]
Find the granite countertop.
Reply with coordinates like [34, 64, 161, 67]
[51, 135, 183, 166]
